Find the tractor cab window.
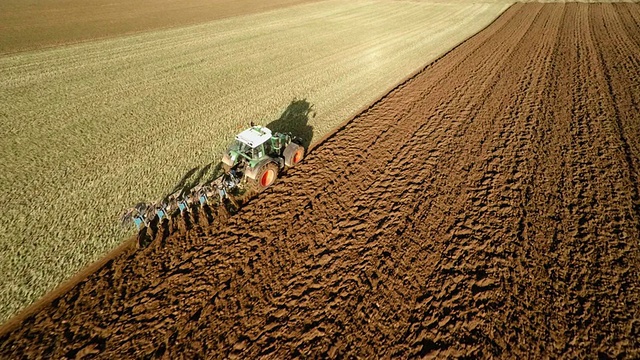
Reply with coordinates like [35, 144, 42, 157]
[251, 145, 264, 159]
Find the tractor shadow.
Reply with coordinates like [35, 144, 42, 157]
[161, 162, 221, 202]
[266, 98, 315, 149]
[163, 98, 315, 199]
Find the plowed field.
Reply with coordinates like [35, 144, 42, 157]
[2, 2, 639, 358]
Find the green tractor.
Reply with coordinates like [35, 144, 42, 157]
[121, 125, 305, 229]
[221, 125, 305, 191]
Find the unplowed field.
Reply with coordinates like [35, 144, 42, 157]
[2, 2, 639, 358]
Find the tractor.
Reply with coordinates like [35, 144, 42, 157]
[122, 125, 304, 230]
[221, 125, 305, 192]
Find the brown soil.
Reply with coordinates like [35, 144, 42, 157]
[1, 2, 639, 358]
[0, 0, 322, 55]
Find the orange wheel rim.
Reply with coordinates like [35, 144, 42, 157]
[261, 169, 275, 187]
[293, 150, 302, 163]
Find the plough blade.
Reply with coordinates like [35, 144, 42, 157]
[121, 171, 240, 230]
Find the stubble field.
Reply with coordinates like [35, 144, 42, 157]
[0, 0, 510, 323]
[1, 2, 638, 358]
[0, 0, 324, 55]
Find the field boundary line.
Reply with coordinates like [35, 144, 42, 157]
[0, 2, 514, 337]
[0, 236, 138, 337]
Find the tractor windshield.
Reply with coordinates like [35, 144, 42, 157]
[228, 140, 252, 159]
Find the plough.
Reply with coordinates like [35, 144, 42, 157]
[121, 171, 240, 229]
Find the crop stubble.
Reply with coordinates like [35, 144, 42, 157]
[1, 2, 640, 358]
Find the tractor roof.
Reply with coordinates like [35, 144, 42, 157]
[236, 126, 272, 148]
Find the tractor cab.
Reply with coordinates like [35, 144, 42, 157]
[223, 126, 273, 169]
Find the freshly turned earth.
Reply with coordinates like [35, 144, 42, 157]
[1, 2, 639, 358]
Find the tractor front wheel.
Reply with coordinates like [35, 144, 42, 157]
[252, 162, 279, 192]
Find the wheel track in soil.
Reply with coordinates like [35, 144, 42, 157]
[1, 3, 640, 359]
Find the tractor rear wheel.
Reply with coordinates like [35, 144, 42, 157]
[284, 143, 305, 167]
[252, 162, 279, 192]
